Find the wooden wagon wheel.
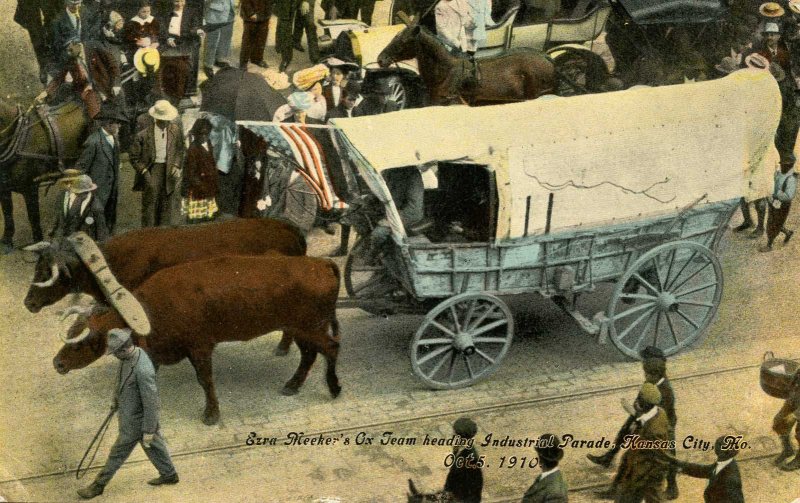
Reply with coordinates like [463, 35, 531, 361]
[344, 238, 394, 298]
[411, 293, 514, 390]
[607, 241, 723, 359]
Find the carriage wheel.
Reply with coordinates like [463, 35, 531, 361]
[344, 238, 391, 298]
[411, 293, 514, 390]
[551, 50, 591, 97]
[607, 241, 723, 359]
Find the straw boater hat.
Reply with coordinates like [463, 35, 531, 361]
[148, 100, 179, 121]
[292, 64, 330, 91]
[535, 434, 564, 464]
[760, 2, 785, 17]
[106, 328, 132, 354]
[134, 47, 160, 75]
[745, 53, 770, 69]
[790, 0, 800, 14]
[62, 174, 97, 194]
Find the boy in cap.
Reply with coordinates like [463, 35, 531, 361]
[759, 154, 797, 251]
[77, 328, 178, 499]
[659, 435, 743, 502]
[50, 172, 109, 241]
[444, 417, 483, 502]
[522, 433, 568, 502]
[773, 369, 800, 471]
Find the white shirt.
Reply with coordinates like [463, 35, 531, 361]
[169, 11, 184, 37]
[102, 128, 115, 147]
[713, 458, 733, 476]
[131, 15, 155, 25]
[638, 405, 659, 425]
[67, 9, 80, 30]
[65, 192, 91, 216]
[539, 466, 559, 481]
[153, 124, 168, 163]
[656, 377, 665, 386]
[307, 95, 327, 121]
[331, 86, 342, 107]
[345, 95, 364, 117]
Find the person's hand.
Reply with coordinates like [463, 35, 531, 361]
[197, 29, 205, 38]
[137, 37, 151, 48]
[142, 432, 155, 448]
[168, 37, 177, 48]
[301, 2, 310, 15]
[250, 14, 257, 21]
[151, 42, 160, 49]
[170, 166, 181, 179]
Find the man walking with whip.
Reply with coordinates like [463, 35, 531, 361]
[77, 328, 179, 499]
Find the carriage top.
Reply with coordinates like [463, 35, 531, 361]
[330, 70, 780, 242]
[611, 0, 728, 25]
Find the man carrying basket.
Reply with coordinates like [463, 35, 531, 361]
[773, 369, 800, 471]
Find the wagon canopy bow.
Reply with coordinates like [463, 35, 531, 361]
[613, 0, 728, 25]
[330, 70, 780, 241]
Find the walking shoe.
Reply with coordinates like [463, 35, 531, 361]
[254, 61, 270, 68]
[748, 227, 764, 239]
[77, 482, 105, 499]
[215, 61, 231, 68]
[293, 43, 305, 52]
[759, 245, 773, 253]
[586, 452, 613, 468]
[203, 66, 215, 79]
[784, 230, 794, 243]
[279, 60, 289, 72]
[780, 455, 800, 471]
[148, 473, 180, 486]
[664, 484, 679, 500]
[733, 221, 752, 232]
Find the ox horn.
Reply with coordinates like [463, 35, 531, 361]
[32, 264, 60, 288]
[24, 241, 52, 253]
[66, 232, 151, 336]
[58, 305, 94, 321]
[60, 324, 93, 344]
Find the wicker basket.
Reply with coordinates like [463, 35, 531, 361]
[760, 352, 799, 400]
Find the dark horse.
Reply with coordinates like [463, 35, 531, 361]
[377, 23, 557, 106]
[0, 100, 89, 252]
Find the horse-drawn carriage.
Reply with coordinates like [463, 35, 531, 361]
[238, 70, 780, 389]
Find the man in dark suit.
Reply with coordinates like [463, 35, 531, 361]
[328, 80, 397, 118]
[50, 173, 110, 241]
[15, 0, 61, 83]
[522, 433, 568, 502]
[275, 0, 319, 71]
[661, 435, 744, 503]
[73, 104, 126, 233]
[240, 0, 272, 67]
[51, 0, 97, 71]
[444, 417, 483, 503]
[160, 0, 203, 97]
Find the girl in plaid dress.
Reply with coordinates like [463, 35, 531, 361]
[181, 119, 219, 223]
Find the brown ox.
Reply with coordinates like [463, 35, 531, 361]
[25, 218, 306, 355]
[53, 255, 342, 425]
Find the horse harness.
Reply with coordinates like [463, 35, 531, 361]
[1, 102, 73, 170]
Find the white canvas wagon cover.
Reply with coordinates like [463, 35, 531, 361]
[331, 70, 781, 240]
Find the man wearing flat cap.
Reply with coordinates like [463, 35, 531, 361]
[77, 328, 178, 499]
[130, 99, 185, 227]
[658, 435, 743, 503]
[444, 417, 484, 502]
[522, 433, 568, 502]
[74, 102, 126, 234]
[596, 383, 671, 503]
[589, 347, 679, 499]
[50, 173, 109, 241]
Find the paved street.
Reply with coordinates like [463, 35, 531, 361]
[1, 2, 799, 502]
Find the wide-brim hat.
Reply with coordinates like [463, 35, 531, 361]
[66, 0, 82, 5]
[148, 99, 179, 121]
[790, 0, 800, 14]
[106, 327, 132, 354]
[760, 2, 785, 17]
[715, 56, 741, 75]
[323, 57, 360, 73]
[95, 103, 128, 123]
[108, 10, 124, 27]
[66, 174, 97, 194]
[745, 53, 770, 70]
[453, 417, 478, 439]
[763, 21, 782, 34]
[535, 434, 564, 463]
[292, 64, 330, 91]
[134, 47, 160, 75]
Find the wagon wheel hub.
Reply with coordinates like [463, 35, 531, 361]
[656, 292, 678, 312]
[453, 332, 476, 354]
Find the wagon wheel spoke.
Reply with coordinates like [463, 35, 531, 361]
[674, 308, 700, 329]
[665, 250, 697, 290]
[467, 305, 498, 331]
[449, 305, 462, 333]
[674, 281, 718, 299]
[417, 338, 454, 345]
[474, 348, 496, 365]
[446, 351, 457, 384]
[464, 354, 475, 380]
[665, 312, 680, 345]
[469, 319, 508, 337]
[352, 265, 384, 272]
[633, 273, 661, 295]
[351, 273, 387, 295]
[663, 249, 677, 290]
[668, 258, 710, 294]
[617, 307, 656, 342]
[417, 344, 453, 366]
[429, 320, 457, 338]
[651, 257, 665, 291]
[652, 312, 662, 349]
[632, 310, 658, 352]
[474, 337, 509, 344]
[461, 299, 478, 330]
[619, 293, 658, 301]
[612, 302, 656, 321]
[676, 299, 716, 308]
[426, 348, 454, 379]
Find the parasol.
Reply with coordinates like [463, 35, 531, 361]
[200, 67, 287, 121]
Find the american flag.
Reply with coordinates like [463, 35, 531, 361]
[239, 122, 347, 211]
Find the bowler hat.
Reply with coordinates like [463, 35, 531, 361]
[714, 435, 739, 461]
[95, 103, 128, 124]
[745, 53, 770, 70]
[453, 417, 478, 439]
[640, 346, 666, 361]
[639, 382, 662, 406]
[106, 328, 132, 354]
[65, 174, 97, 194]
[535, 433, 564, 463]
[148, 100, 179, 121]
[760, 2, 785, 17]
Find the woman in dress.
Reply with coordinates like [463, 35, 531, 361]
[124, 0, 161, 55]
[181, 118, 219, 224]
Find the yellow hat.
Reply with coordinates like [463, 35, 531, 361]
[292, 64, 330, 91]
[639, 382, 662, 406]
[759, 2, 785, 17]
[134, 47, 160, 76]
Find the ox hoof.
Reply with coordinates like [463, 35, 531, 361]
[202, 410, 220, 426]
[329, 385, 342, 399]
[273, 346, 290, 357]
[280, 385, 299, 396]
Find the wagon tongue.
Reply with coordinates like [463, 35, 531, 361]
[66, 232, 152, 336]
